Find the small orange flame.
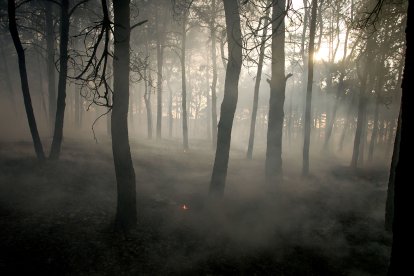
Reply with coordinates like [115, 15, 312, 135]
[181, 204, 189, 210]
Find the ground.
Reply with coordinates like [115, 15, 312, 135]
[0, 137, 392, 275]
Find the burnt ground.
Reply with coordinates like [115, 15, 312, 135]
[0, 138, 392, 275]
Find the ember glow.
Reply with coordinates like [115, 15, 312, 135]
[181, 204, 189, 210]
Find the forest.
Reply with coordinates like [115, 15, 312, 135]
[0, 0, 410, 275]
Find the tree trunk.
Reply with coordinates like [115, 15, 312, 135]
[144, 71, 153, 139]
[206, 62, 211, 141]
[112, 0, 137, 230]
[247, 0, 270, 160]
[210, 0, 218, 149]
[385, 109, 400, 232]
[265, 0, 288, 183]
[181, 14, 189, 150]
[302, 0, 318, 176]
[167, 80, 173, 138]
[50, 0, 70, 160]
[209, 0, 242, 197]
[8, 0, 45, 160]
[45, 3, 56, 132]
[156, 11, 164, 140]
[388, 2, 411, 272]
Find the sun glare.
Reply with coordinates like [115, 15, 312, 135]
[314, 47, 330, 61]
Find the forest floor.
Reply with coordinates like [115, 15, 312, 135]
[0, 136, 392, 275]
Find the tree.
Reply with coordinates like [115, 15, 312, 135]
[156, 7, 165, 140]
[112, 0, 137, 230]
[50, 0, 70, 159]
[387, 0, 410, 273]
[209, 0, 242, 197]
[246, 0, 270, 160]
[8, 0, 45, 160]
[180, 10, 190, 150]
[302, 0, 318, 176]
[210, 0, 218, 149]
[265, 0, 291, 183]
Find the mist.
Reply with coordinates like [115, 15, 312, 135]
[0, 0, 406, 275]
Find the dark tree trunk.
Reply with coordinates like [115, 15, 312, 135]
[45, 3, 56, 132]
[265, 0, 288, 183]
[247, 0, 270, 160]
[209, 0, 242, 197]
[388, 1, 411, 273]
[302, 0, 318, 176]
[111, 0, 137, 230]
[210, 0, 218, 149]
[8, 0, 45, 160]
[385, 109, 400, 232]
[50, 0, 70, 159]
[181, 14, 189, 150]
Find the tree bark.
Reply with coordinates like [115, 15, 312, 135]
[112, 0, 137, 230]
[388, 1, 411, 273]
[181, 13, 189, 150]
[210, 0, 218, 149]
[50, 0, 70, 160]
[302, 0, 318, 176]
[156, 10, 164, 139]
[8, 0, 45, 160]
[209, 0, 242, 197]
[265, 0, 288, 183]
[247, 0, 270, 160]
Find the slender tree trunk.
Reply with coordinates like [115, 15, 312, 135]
[385, 109, 400, 232]
[107, 64, 113, 136]
[45, 3, 56, 132]
[8, 0, 45, 160]
[50, 0, 69, 159]
[265, 0, 288, 183]
[112, 0, 137, 230]
[247, 0, 270, 159]
[302, 0, 318, 176]
[144, 72, 153, 139]
[167, 80, 173, 138]
[210, 0, 218, 149]
[181, 14, 189, 150]
[206, 64, 211, 140]
[156, 11, 164, 140]
[209, 0, 242, 197]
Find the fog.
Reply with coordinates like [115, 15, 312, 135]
[0, 0, 405, 275]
